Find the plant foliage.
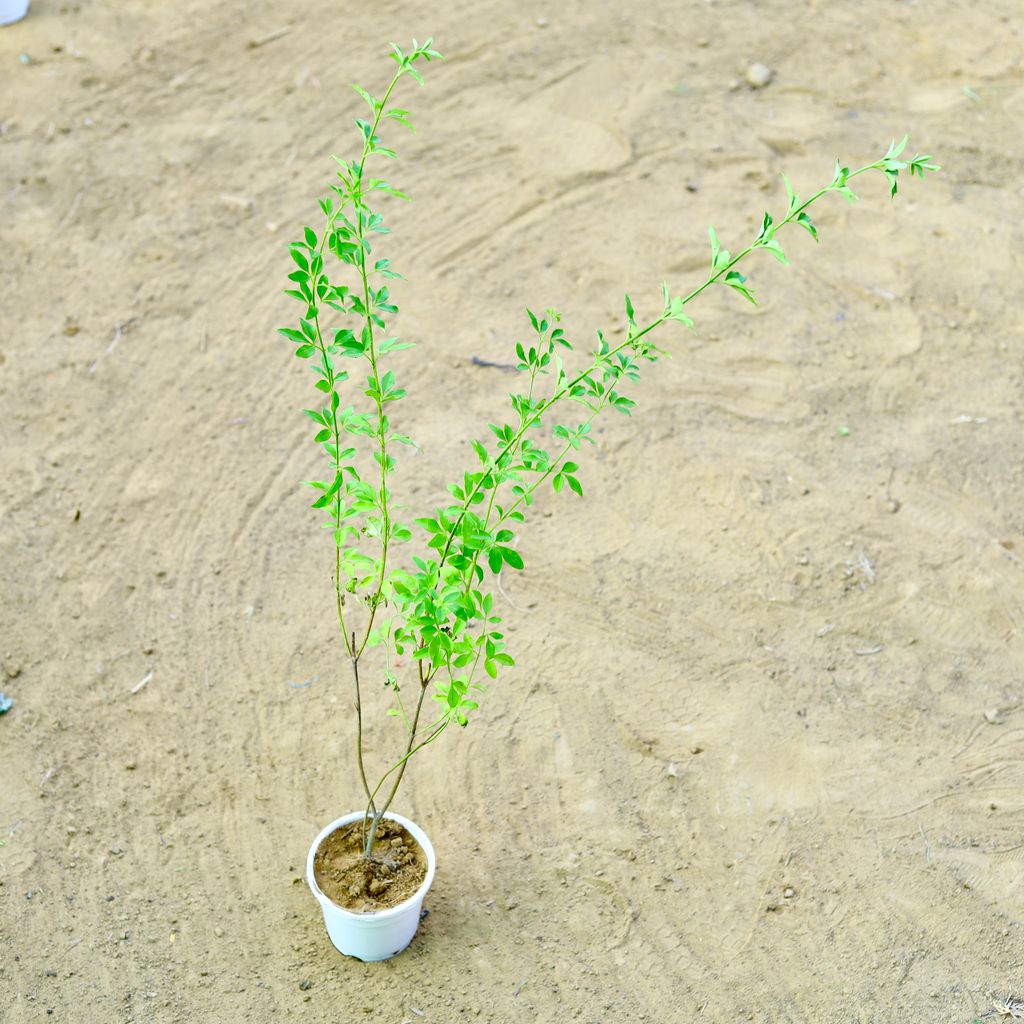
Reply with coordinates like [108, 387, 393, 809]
[279, 39, 939, 856]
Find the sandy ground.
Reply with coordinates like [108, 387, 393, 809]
[3, 0, 1024, 1020]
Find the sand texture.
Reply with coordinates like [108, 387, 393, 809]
[2, 1, 1024, 1020]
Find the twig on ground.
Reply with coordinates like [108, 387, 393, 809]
[88, 317, 137, 373]
[57, 184, 88, 231]
[471, 355, 518, 372]
[918, 823, 931, 862]
[247, 27, 292, 49]
[130, 671, 154, 695]
[496, 570, 520, 610]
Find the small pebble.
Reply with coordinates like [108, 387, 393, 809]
[4, 662, 21, 679]
[214, 927, 224, 937]
[299, 979, 313, 991]
[745, 62, 774, 89]
[783, 886, 795, 899]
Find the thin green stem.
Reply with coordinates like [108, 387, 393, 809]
[435, 315, 666, 571]
[435, 159, 887, 575]
[351, 646, 376, 812]
[353, 240, 389, 661]
[350, 75, 408, 662]
[378, 667, 430, 817]
[362, 714, 451, 857]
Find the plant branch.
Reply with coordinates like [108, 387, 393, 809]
[350, 645, 376, 812]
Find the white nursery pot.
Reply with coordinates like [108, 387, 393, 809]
[0, 0, 29, 26]
[307, 810, 436, 962]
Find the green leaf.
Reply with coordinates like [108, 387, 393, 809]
[762, 239, 788, 265]
[369, 180, 411, 201]
[796, 212, 818, 242]
[781, 172, 798, 214]
[668, 296, 693, 327]
[386, 108, 415, 131]
[351, 83, 377, 111]
[499, 548, 523, 570]
[724, 271, 757, 305]
[886, 134, 909, 161]
[303, 226, 317, 248]
[379, 337, 415, 354]
[709, 225, 731, 270]
[909, 153, 940, 178]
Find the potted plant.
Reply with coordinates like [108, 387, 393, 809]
[281, 38, 938, 961]
[0, 0, 29, 27]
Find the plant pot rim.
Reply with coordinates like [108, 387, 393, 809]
[306, 810, 436, 921]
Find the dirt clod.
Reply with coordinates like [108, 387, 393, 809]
[314, 819, 427, 912]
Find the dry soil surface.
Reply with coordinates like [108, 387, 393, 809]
[3, 1, 1024, 1022]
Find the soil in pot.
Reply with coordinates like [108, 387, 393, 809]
[313, 818, 428, 912]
